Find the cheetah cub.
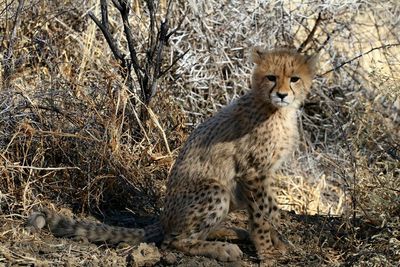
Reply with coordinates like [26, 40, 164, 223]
[28, 48, 316, 263]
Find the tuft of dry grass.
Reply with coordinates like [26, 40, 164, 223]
[0, 0, 399, 266]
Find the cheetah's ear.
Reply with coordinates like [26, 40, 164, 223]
[251, 46, 267, 65]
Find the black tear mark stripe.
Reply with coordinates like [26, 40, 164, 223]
[289, 83, 296, 95]
[269, 82, 276, 94]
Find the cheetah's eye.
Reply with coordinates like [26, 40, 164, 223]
[290, 76, 300, 83]
[266, 75, 276, 82]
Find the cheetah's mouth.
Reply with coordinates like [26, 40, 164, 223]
[271, 99, 290, 107]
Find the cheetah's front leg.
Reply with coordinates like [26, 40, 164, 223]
[245, 181, 288, 261]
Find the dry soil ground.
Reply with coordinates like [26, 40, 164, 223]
[1, 209, 398, 266]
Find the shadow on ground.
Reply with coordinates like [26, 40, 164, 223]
[1, 209, 397, 266]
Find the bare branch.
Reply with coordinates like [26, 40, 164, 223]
[111, 0, 123, 12]
[150, 16, 169, 98]
[146, 0, 157, 56]
[298, 12, 323, 53]
[100, 0, 109, 29]
[2, 0, 24, 88]
[321, 43, 400, 76]
[88, 11, 125, 63]
[88, 4, 135, 94]
[116, 1, 143, 74]
[90, 0, 183, 108]
[166, 13, 186, 41]
[144, 0, 181, 102]
[158, 49, 189, 78]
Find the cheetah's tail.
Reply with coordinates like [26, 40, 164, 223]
[26, 209, 164, 245]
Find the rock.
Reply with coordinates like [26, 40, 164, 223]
[162, 252, 177, 265]
[129, 243, 161, 267]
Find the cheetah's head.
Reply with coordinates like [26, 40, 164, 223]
[251, 47, 317, 108]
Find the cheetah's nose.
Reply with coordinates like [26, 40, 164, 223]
[276, 92, 288, 100]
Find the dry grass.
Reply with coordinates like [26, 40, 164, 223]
[0, 0, 399, 266]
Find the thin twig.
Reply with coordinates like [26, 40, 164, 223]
[166, 14, 185, 41]
[111, 0, 123, 12]
[147, 107, 171, 155]
[5, 165, 80, 171]
[2, 0, 24, 88]
[87, 11, 125, 63]
[150, 9, 170, 98]
[116, 1, 143, 73]
[158, 49, 189, 78]
[321, 43, 400, 76]
[89, 0, 183, 108]
[298, 12, 323, 53]
[114, 0, 145, 105]
[88, 6, 136, 93]
[100, 0, 109, 29]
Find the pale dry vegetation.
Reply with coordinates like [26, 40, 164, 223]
[0, 0, 399, 266]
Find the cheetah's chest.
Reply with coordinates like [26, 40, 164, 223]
[239, 110, 299, 174]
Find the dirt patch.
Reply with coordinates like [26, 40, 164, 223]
[1, 211, 398, 266]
